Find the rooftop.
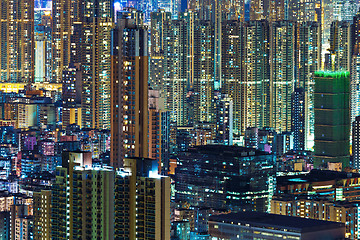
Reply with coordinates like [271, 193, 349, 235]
[209, 211, 344, 233]
[277, 169, 360, 185]
[185, 145, 270, 157]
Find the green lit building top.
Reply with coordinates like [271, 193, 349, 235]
[314, 71, 350, 168]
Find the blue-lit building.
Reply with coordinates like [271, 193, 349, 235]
[175, 145, 276, 212]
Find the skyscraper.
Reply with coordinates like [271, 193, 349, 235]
[333, 0, 358, 22]
[117, 157, 170, 239]
[215, 95, 233, 145]
[163, 15, 192, 126]
[328, 21, 351, 72]
[288, 0, 321, 23]
[221, 20, 242, 135]
[81, 0, 114, 130]
[270, 20, 296, 133]
[352, 116, 360, 169]
[0, 0, 34, 83]
[243, 20, 271, 133]
[291, 88, 305, 150]
[149, 9, 171, 90]
[314, 71, 350, 168]
[299, 21, 322, 150]
[194, 20, 215, 123]
[52, 0, 113, 129]
[148, 89, 162, 170]
[52, 0, 81, 82]
[51, 151, 115, 239]
[111, 10, 149, 168]
[351, 10, 360, 123]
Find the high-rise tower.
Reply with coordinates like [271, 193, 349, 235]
[270, 20, 296, 133]
[351, 10, 360, 123]
[328, 21, 351, 72]
[52, 0, 114, 129]
[52, 0, 81, 82]
[314, 71, 350, 168]
[299, 21, 322, 150]
[149, 9, 171, 90]
[194, 20, 215, 123]
[0, 0, 34, 83]
[221, 20, 242, 135]
[111, 10, 149, 168]
[241, 20, 271, 133]
[81, 0, 114, 130]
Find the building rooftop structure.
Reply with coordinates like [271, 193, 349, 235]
[184, 144, 272, 157]
[277, 169, 360, 185]
[210, 211, 345, 233]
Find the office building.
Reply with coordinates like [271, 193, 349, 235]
[34, 31, 51, 83]
[274, 132, 294, 156]
[276, 170, 360, 202]
[111, 10, 149, 168]
[273, 169, 360, 238]
[160, 111, 171, 175]
[176, 145, 275, 212]
[0, 0, 34, 83]
[209, 212, 345, 240]
[314, 71, 350, 168]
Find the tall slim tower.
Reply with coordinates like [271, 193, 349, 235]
[221, 20, 242, 135]
[163, 16, 191, 126]
[111, 10, 149, 168]
[117, 157, 170, 239]
[299, 21, 322, 150]
[194, 20, 215, 123]
[81, 0, 114, 129]
[52, 0, 81, 82]
[328, 21, 351, 72]
[149, 9, 171, 90]
[242, 20, 271, 133]
[0, 0, 34, 83]
[270, 20, 296, 133]
[351, 10, 360, 123]
[314, 71, 350, 168]
[352, 116, 360, 169]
